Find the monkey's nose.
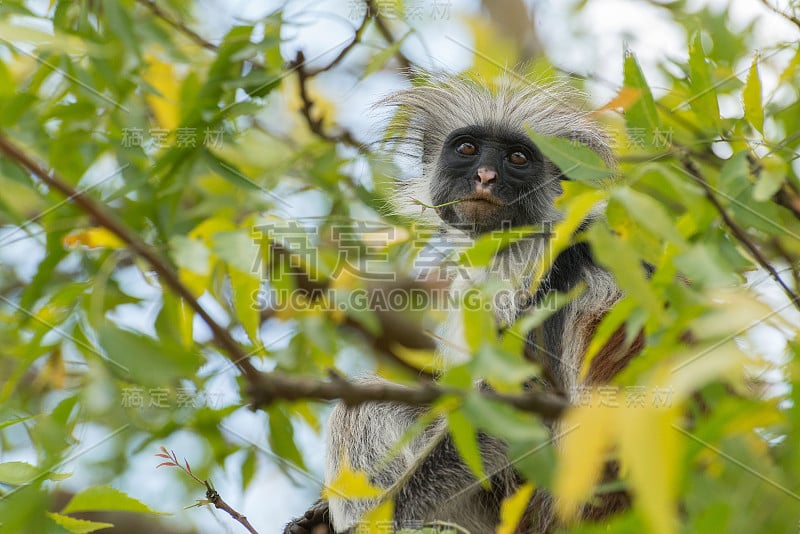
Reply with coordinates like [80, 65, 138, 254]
[476, 166, 497, 186]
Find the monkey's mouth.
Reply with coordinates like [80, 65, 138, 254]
[452, 190, 505, 226]
[457, 190, 504, 206]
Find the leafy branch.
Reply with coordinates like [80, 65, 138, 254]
[0, 133, 260, 383]
[678, 151, 800, 312]
[289, 0, 414, 147]
[0, 133, 569, 420]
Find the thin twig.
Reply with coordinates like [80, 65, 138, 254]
[772, 238, 800, 293]
[679, 153, 800, 312]
[758, 0, 800, 31]
[137, 0, 218, 53]
[207, 490, 259, 534]
[157, 447, 260, 534]
[305, 11, 371, 76]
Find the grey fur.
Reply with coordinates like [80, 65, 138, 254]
[323, 75, 621, 533]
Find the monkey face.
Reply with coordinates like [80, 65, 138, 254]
[430, 125, 561, 234]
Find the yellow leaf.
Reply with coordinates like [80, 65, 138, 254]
[229, 267, 261, 345]
[618, 406, 681, 534]
[63, 228, 124, 250]
[177, 267, 208, 298]
[497, 482, 535, 534]
[35, 349, 65, 390]
[464, 17, 520, 80]
[177, 298, 194, 349]
[553, 399, 616, 521]
[324, 458, 384, 500]
[667, 341, 747, 403]
[189, 217, 236, 243]
[594, 86, 642, 114]
[355, 500, 394, 534]
[389, 344, 443, 375]
[143, 53, 181, 131]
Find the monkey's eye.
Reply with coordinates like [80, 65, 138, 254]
[508, 151, 528, 165]
[456, 142, 477, 156]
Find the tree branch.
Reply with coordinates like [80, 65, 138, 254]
[248, 370, 568, 420]
[679, 153, 800, 312]
[0, 134, 571, 421]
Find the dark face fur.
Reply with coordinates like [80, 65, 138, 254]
[430, 125, 562, 235]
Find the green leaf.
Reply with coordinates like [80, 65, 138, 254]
[586, 225, 661, 318]
[101, 0, 140, 60]
[268, 406, 307, 472]
[229, 266, 261, 345]
[611, 187, 686, 245]
[778, 45, 800, 85]
[0, 415, 36, 431]
[0, 461, 40, 484]
[212, 230, 259, 274]
[458, 225, 537, 268]
[0, 461, 70, 485]
[202, 150, 262, 192]
[674, 243, 742, 287]
[718, 151, 750, 197]
[460, 394, 544, 445]
[237, 69, 281, 98]
[241, 448, 257, 490]
[752, 157, 786, 202]
[62, 486, 166, 515]
[363, 31, 411, 78]
[98, 326, 202, 386]
[743, 55, 764, 134]
[622, 49, 661, 137]
[473, 344, 537, 392]
[687, 33, 721, 128]
[462, 298, 496, 352]
[169, 235, 212, 275]
[527, 130, 613, 182]
[48, 513, 113, 534]
[447, 409, 488, 488]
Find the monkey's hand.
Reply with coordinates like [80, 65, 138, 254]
[284, 499, 332, 534]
